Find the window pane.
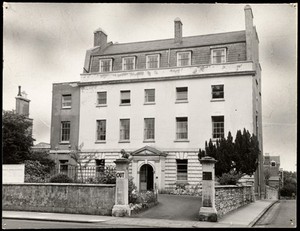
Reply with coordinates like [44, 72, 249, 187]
[100, 59, 111, 72]
[212, 49, 226, 64]
[212, 85, 224, 99]
[147, 55, 159, 69]
[145, 89, 155, 103]
[176, 117, 188, 139]
[120, 119, 130, 140]
[97, 92, 107, 105]
[121, 91, 130, 104]
[144, 118, 155, 140]
[178, 52, 190, 66]
[62, 95, 71, 108]
[95, 159, 105, 175]
[212, 116, 224, 138]
[123, 57, 135, 70]
[177, 159, 188, 181]
[97, 120, 106, 141]
[61, 121, 70, 141]
[176, 87, 188, 100]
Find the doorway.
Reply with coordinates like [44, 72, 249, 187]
[140, 164, 154, 191]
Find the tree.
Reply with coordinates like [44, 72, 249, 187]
[2, 110, 35, 164]
[280, 171, 297, 197]
[198, 128, 260, 178]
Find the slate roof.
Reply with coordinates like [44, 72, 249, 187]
[91, 30, 246, 56]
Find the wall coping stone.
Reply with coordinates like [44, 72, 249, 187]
[215, 185, 252, 189]
[3, 183, 116, 187]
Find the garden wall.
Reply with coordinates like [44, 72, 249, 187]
[2, 183, 115, 215]
[265, 185, 278, 200]
[215, 185, 255, 218]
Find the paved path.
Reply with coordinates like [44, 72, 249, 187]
[132, 194, 202, 221]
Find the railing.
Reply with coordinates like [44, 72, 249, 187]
[50, 165, 116, 183]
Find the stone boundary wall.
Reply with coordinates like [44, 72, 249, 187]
[2, 183, 115, 215]
[265, 185, 278, 200]
[215, 185, 255, 218]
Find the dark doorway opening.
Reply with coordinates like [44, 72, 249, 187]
[140, 164, 154, 191]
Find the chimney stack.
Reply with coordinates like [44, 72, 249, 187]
[244, 5, 254, 61]
[94, 28, 107, 47]
[174, 18, 183, 44]
[15, 86, 30, 117]
[18, 86, 22, 96]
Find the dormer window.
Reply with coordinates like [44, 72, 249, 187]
[211, 48, 227, 64]
[122, 57, 136, 71]
[146, 54, 160, 69]
[100, 59, 112, 72]
[177, 51, 191, 67]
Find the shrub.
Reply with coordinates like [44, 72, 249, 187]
[218, 171, 241, 185]
[129, 177, 138, 203]
[25, 160, 51, 183]
[49, 173, 74, 183]
[93, 165, 116, 184]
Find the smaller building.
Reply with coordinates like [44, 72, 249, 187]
[15, 86, 33, 135]
[263, 154, 281, 188]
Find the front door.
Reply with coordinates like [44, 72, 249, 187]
[140, 164, 154, 191]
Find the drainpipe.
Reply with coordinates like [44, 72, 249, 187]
[168, 48, 171, 67]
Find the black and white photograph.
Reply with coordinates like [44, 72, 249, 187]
[3, 3, 297, 229]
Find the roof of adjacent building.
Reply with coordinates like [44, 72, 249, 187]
[269, 176, 280, 181]
[91, 30, 246, 56]
[32, 142, 51, 149]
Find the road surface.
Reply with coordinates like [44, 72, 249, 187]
[132, 193, 202, 221]
[254, 200, 296, 228]
[2, 219, 147, 229]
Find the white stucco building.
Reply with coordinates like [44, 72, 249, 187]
[50, 5, 264, 198]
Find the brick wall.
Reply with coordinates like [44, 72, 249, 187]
[90, 42, 246, 73]
[2, 183, 115, 215]
[215, 185, 254, 218]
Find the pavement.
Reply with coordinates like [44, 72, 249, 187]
[2, 199, 278, 228]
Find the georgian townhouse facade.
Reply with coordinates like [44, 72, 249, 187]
[50, 5, 265, 198]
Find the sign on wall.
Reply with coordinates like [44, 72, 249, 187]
[116, 171, 125, 179]
[2, 164, 25, 183]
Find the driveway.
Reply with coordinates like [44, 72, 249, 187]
[132, 194, 202, 221]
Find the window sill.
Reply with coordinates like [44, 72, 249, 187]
[95, 141, 106, 144]
[61, 107, 71, 110]
[175, 100, 189, 104]
[144, 102, 156, 105]
[143, 140, 155, 143]
[211, 138, 223, 142]
[119, 103, 131, 106]
[210, 99, 225, 102]
[119, 140, 130, 143]
[174, 139, 190, 143]
[96, 104, 107, 107]
[59, 142, 70, 145]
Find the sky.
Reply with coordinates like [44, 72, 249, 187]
[3, 3, 297, 172]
